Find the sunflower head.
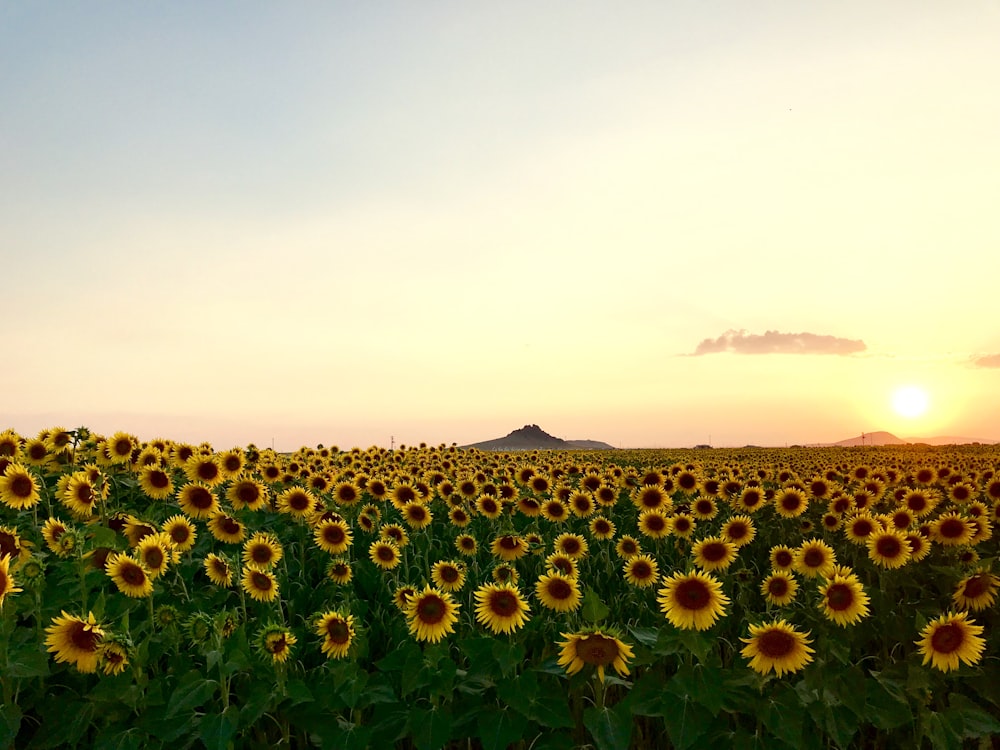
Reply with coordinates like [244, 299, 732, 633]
[557, 626, 635, 683]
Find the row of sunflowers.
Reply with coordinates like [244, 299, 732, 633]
[1, 426, 998, 749]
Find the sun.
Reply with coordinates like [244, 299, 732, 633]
[891, 386, 929, 419]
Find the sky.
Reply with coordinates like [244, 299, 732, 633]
[3, 1, 1000, 450]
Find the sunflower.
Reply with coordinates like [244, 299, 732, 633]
[161, 515, 197, 552]
[930, 512, 976, 546]
[818, 573, 870, 626]
[448, 506, 471, 527]
[492, 563, 521, 584]
[794, 539, 837, 578]
[431, 560, 466, 592]
[242, 568, 280, 603]
[760, 570, 798, 606]
[773, 488, 808, 518]
[544, 552, 577, 578]
[208, 513, 246, 545]
[316, 611, 355, 659]
[138, 465, 175, 500]
[866, 529, 911, 569]
[692, 536, 739, 572]
[277, 487, 317, 518]
[123, 517, 158, 548]
[657, 571, 730, 631]
[474, 583, 531, 635]
[177, 482, 220, 520]
[227, 476, 270, 511]
[243, 532, 284, 571]
[204, 553, 233, 587]
[615, 535, 642, 560]
[540, 499, 570, 523]
[915, 611, 986, 672]
[0, 554, 23, 606]
[380, 524, 409, 548]
[455, 534, 478, 556]
[135, 533, 174, 578]
[632, 485, 672, 512]
[722, 515, 756, 547]
[406, 585, 460, 643]
[740, 619, 814, 677]
[476, 495, 504, 519]
[638, 509, 671, 539]
[41, 517, 71, 557]
[535, 571, 582, 612]
[106, 554, 154, 598]
[952, 571, 1000, 611]
[557, 629, 634, 683]
[184, 455, 223, 487]
[258, 623, 296, 664]
[568, 491, 596, 518]
[623, 554, 660, 588]
[0, 463, 41, 510]
[331, 481, 361, 507]
[99, 639, 130, 676]
[589, 516, 616, 540]
[45, 611, 105, 673]
[691, 497, 719, 520]
[393, 584, 417, 612]
[735, 487, 767, 514]
[669, 513, 696, 539]
[369, 540, 401, 570]
[491, 534, 528, 562]
[553, 533, 589, 560]
[312, 519, 352, 555]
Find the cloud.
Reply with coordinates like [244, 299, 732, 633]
[693, 329, 867, 356]
[973, 354, 1000, 368]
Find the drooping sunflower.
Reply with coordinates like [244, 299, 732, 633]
[0, 462, 41, 510]
[952, 571, 1000, 611]
[589, 516, 616, 540]
[429, 560, 466, 592]
[740, 619, 814, 677]
[0, 554, 23, 606]
[866, 529, 911, 569]
[722, 515, 756, 548]
[535, 571, 582, 612]
[380, 524, 409, 548]
[204, 553, 233, 587]
[45, 611, 105, 673]
[557, 629, 634, 683]
[491, 534, 528, 562]
[615, 535, 642, 560]
[138, 465, 175, 500]
[122, 517, 158, 548]
[455, 534, 478, 556]
[553, 533, 589, 560]
[393, 584, 417, 612]
[406, 585, 460, 643]
[60, 472, 100, 518]
[242, 567, 280, 603]
[915, 611, 986, 672]
[41, 517, 71, 557]
[474, 582, 531, 635]
[793, 539, 837, 578]
[227, 476, 270, 511]
[99, 639, 130, 676]
[369, 540, 401, 570]
[177, 482, 220, 520]
[316, 611, 355, 659]
[818, 573, 870, 626]
[692, 536, 739, 572]
[545, 553, 577, 578]
[314, 519, 353, 555]
[657, 570, 730, 631]
[623, 554, 660, 588]
[243, 532, 284, 571]
[258, 623, 296, 664]
[760, 570, 798, 606]
[106, 554, 154, 598]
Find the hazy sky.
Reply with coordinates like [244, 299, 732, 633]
[4, 2, 1000, 450]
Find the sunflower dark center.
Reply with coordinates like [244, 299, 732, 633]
[252, 572, 272, 590]
[70, 623, 101, 652]
[121, 564, 146, 585]
[417, 596, 445, 624]
[561, 538, 581, 554]
[963, 574, 988, 599]
[631, 561, 652, 578]
[939, 519, 966, 538]
[377, 545, 395, 561]
[803, 549, 825, 567]
[876, 537, 902, 557]
[781, 494, 801, 510]
[728, 524, 749, 540]
[701, 543, 727, 562]
[490, 591, 518, 615]
[548, 578, 572, 598]
[327, 620, 351, 643]
[578, 635, 618, 666]
[190, 487, 214, 508]
[757, 629, 795, 658]
[774, 551, 793, 567]
[144, 548, 164, 568]
[768, 578, 789, 596]
[644, 515, 666, 532]
[930, 623, 963, 654]
[251, 546, 274, 563]
[324, 526, 346, 544]
[440, 566, 459, 583]
[826, 583, 853, 611]
[676, 580, 711, 610]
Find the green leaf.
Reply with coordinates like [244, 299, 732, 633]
[320, 717, 373, 750]
[409, 705, 452, 750]
[283, 677, 315, 707]
[818, 703, 858, 750]
[628, 626, 661, 647]
[199, 708, 239, 750]
[0, 703, 22, 749]
[530, 731, 578, 750]
[944, 694, 1000, 739]
[921, 710, 963, 750]
[660, 695, 709, 750]
[865, 677, 912, 731]
[5, 647, 51, 678]
[477, 707, 529, 750]
[88, 525, 119, 548]
[760, 685, 804, 750]
[666, 662, 726, 715]
[491, 639, 526, 677]
[497, 671, 574, 729]
[582, 587, 610, 623]
[166, 675, 218, 718]
[584, 702, 634, 750]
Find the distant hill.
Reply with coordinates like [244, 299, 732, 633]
[820, 431, 997, 447]
[463, 424, 615, 451]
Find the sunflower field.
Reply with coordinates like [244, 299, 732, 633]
[1, 426, 998, 749]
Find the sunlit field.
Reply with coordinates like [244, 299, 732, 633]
[1, 427, 998, 749]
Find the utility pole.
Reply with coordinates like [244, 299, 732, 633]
[390, 435, 395, 451]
